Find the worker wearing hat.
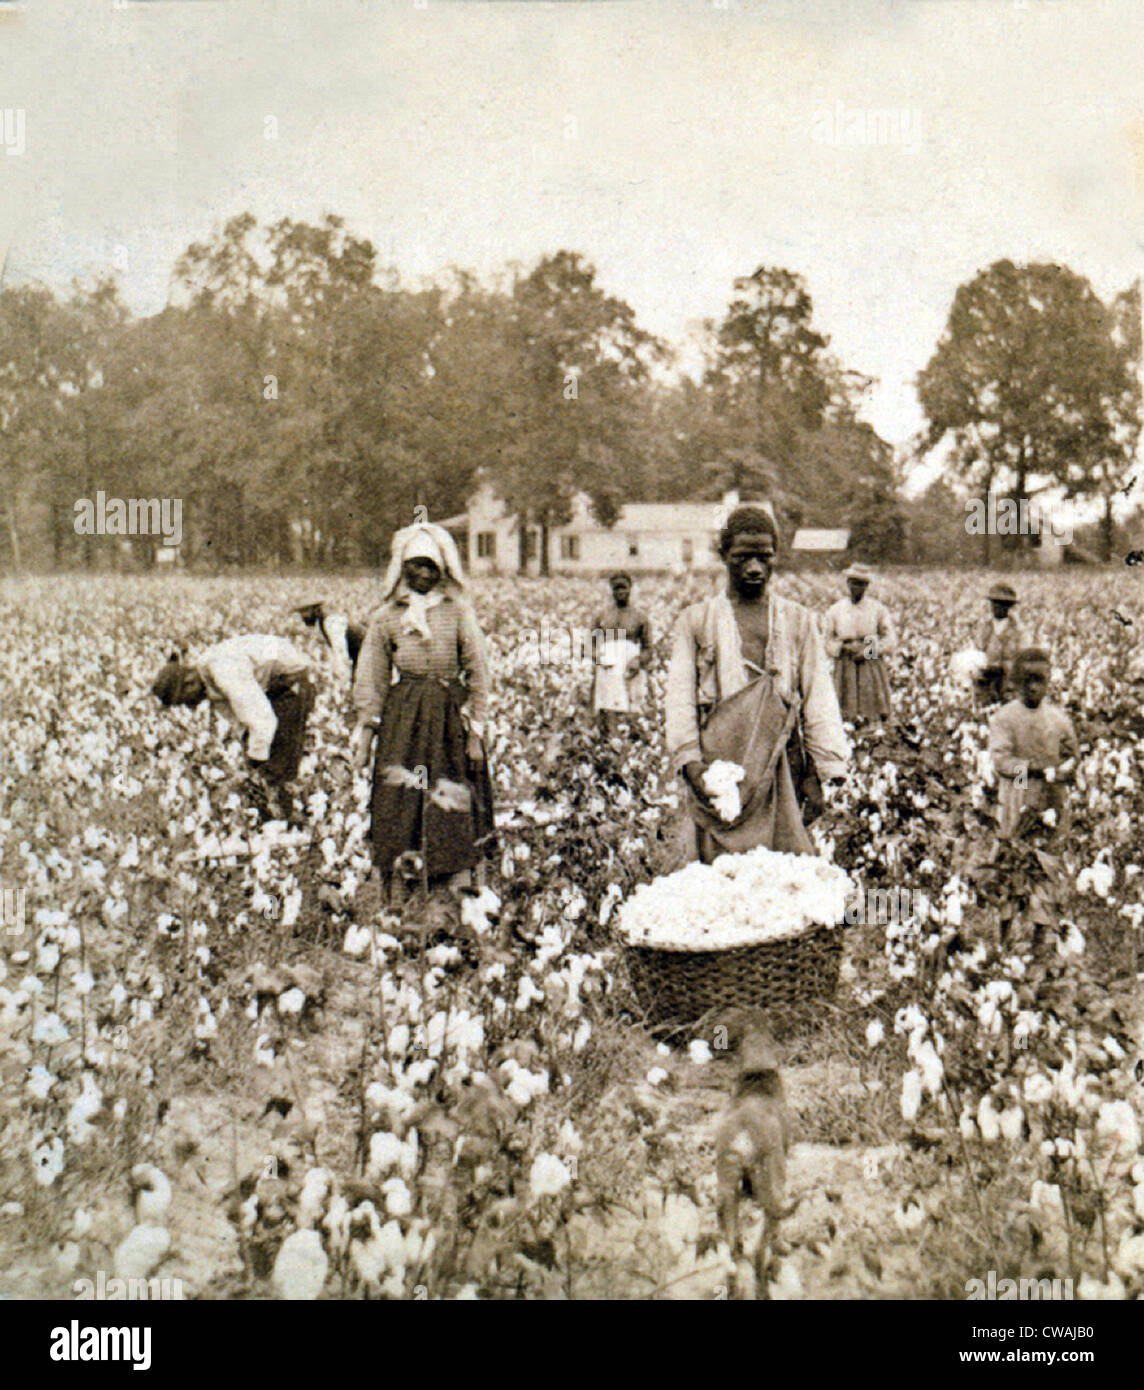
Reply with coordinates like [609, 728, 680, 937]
[822, 563, 896, 725]
[294, 601, 365, 686]
[976, 583, 1029, 703]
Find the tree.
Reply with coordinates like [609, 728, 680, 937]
[705, 267, 832, 469]
[917, 260, 1138, 561]
[490, 251, 664, 574]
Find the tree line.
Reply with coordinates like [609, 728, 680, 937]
[0, 213, 1138, 571]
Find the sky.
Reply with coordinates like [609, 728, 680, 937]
[2, 0, 1142, 477]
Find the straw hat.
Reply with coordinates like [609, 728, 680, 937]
[987, 582, 1018, 604]
[844, 563, 873, 585]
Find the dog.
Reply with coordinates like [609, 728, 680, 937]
[714, 1012, 792, 1298]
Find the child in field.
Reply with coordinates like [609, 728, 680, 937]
[988, 647, 1077, 840]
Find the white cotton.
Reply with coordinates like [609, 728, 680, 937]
[272, 1230, 328, 1300]
[529, 1153, 573, 1200]
[113, 1224, 170, 1280]
[900, 1069, 923, 1122]
[702, 761, 746, 823]
[617, 846, 852, 951]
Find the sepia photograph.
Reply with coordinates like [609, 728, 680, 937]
[1, 0, 1143, 1343]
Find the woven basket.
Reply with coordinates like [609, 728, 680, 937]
[623, 924, 843, 1030]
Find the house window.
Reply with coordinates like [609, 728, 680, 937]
[559, 535, 580, 561]
[681, 538, 694, 566]
[628, 538, 639, 557]
[524, 530, 538, 559]
[476, 532, 496, 559]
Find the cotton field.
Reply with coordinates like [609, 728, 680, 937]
[2, 568, 1144, 1300]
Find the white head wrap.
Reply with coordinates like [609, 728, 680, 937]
[381, 522, 468, 639]
[381, 522, 467, 600]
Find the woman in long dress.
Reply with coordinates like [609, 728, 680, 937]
[664, 505, 850, 864]
[822, 564, 896, 724]
[351, 523, 495, 899]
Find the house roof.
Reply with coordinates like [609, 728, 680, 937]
[436, 513, 470, 530]
[558, 502, 719, 534]
[792, 528, 850, 552]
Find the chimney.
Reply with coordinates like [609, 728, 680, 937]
[722, 489, 739, 509]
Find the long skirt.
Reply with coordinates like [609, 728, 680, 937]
[833, 653, 892, 721]
[369, 675, 496, 880]
[260, 673, 315, 785]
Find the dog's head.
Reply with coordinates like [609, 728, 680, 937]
[713, 1008, 782, 1075]
[738, 1025, 782, 1078]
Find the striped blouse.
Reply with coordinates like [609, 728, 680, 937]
[351, 592, 491, 738]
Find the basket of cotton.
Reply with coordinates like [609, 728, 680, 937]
[617, 847, 853, 1028]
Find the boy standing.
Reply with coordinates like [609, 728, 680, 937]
[989, 647, 1078, 840]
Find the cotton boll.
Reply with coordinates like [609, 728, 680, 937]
[343, 924, 372, 957]
[113, 1224, 170, 1280]
[382, 1177, 414, 1218]
[277, 988, 306, 1017]
[272, 1229, 328, 1300]
[1029, 1181, 1064, 1221]
[529, 1153, 572, 1200]
[297, 1168, 332, 1229]
[865, 1020, 884, 1049]
[1094, 1101, 1141, 1166]
[1023, 1073, 1053, 1106]
[977, 1095, 1001, 1142]
[131, 1164, 172, 1223]
[770, 1258, 803, 1300]
[998, 1106, 1024, 1142]
[900, 1069, 922, 1122]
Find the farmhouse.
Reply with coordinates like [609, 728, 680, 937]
[442, 482, 746, 576]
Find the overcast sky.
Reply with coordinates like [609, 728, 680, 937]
[2, 0, 1142, 459]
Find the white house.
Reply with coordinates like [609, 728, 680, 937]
[441, 482, 745, 575]
[790, 528, 851, 569]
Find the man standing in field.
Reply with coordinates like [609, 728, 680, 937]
[151, 635, 315, 821]
[665, 504, 849, 862]
[976, 583, 1028, 703]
